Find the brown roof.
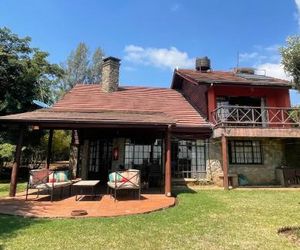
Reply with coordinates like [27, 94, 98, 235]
[174, 69, 292, 88]
[0, 85, 210, 129]
[0, 110, 174, 126]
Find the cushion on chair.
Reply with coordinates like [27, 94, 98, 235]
[30, 169, 49, 185]
[55, 171, 69, 182]
[49, 171, 69, 183]
[109, 172, 122, 182]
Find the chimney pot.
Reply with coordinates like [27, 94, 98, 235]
[101, 56, 121, 93]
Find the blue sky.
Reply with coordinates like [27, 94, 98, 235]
[0, 0, 300, 105]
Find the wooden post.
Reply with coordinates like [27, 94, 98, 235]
[9, 128, 24, 197]
[221, 134, 229, 190]
[165, 125, 172, 197]
[46, 129, 53, 169]
[81, 139, 89, 180]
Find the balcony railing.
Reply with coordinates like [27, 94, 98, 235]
[211, 105, 300, 128]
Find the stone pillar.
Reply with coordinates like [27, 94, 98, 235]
[69, 130, 79, 178]
[69, 145, 79, 178]
[101, 57, 121, 93]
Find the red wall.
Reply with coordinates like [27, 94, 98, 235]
[181, 80, 208, 118]
[207, 85, 291, 122]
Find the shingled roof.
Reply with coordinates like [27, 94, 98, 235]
[0, 84, 211, 129]
[173, 69, 293, 88]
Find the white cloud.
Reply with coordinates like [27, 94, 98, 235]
[124, 45, 194, 70]
[256, 63, 291, 80]
[295, 0, 300, 27]
[239, 44, 292, 81]
[239, 52, 260, 62]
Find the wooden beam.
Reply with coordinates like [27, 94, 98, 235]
[9, 128, 24, 197]
[81, 139, 89, 180]
[165, 125, 172, 196]
[221, 134, 229, 190]
[46, 129, 53, 169]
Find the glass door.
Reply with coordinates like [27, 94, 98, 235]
[88, 139, 112, 181]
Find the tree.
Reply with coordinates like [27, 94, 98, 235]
[89, 48, 104, 84]
[41, 130, 71, 161]
[280, 35, 300, 90]
[57, 43, 104, 99]
[0, 27, 64, 115]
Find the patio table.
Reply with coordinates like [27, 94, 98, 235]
[72, 180, 100, 201]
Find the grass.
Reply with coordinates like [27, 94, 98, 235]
[0, 181, 26, 197]
[0, 188, 300, 249]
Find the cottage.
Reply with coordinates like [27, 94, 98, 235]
[172, 57, 300, 187]
[1, 56, 300, 197]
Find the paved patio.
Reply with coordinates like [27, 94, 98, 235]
[0, 191, 176, 218]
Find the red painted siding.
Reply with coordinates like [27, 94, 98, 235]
[207, 85, 291, 122]
[181, 80, 208, 118]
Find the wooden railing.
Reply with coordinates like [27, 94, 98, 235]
[211, 106, 300, 128]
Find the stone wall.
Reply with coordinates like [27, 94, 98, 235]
[206, 140, 223, 186]
[207, 138, 285, 186]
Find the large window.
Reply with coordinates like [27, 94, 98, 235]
[229, 140, 262, 164]
[171, 140, 206, 179]
[124, 138, 162, 169]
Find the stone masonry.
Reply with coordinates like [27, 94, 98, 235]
[101, 57, 120, 93]
[207, 138, 285, 186]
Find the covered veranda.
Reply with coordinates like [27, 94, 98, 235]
[0, 109, 211, 200]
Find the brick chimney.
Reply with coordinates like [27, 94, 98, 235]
[101, 56, 121, 93]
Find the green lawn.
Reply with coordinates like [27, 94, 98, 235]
[0, 188, 300, 249]
[0, 181, 26, 197]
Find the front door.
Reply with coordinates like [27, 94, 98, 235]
[88, 139, 112, 182]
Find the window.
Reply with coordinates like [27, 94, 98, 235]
[124, 139, 162, 169]
[229, 140, 262, 164]
[171, 140, 206, 179]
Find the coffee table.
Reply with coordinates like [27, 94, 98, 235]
[72, 180, 100, 201]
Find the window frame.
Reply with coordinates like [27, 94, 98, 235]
[124, 138, 163, 169]
[228, 140, 263, 165]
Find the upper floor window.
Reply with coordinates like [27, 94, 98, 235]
[229, 140, 262, 164]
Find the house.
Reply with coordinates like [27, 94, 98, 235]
[1, 56, 300, 197]
[172, 57, 300, 187]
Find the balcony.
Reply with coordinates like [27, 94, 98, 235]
[212, 106, 300, 128]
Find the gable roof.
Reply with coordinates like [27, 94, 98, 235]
[173, 69, 293, 88]
[0, 84, 211, 129]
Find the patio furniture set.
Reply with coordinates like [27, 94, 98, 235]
[25, 168, 141, 202]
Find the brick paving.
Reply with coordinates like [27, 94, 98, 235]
[0, 191, 176, 218]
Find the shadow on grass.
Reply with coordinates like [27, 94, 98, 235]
[172, 184, 197, 197]
[0, 214, 44, 249]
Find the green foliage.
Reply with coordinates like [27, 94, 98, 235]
[280, 35, 300, 90]
[56, 42, 104, 99]
[41, 130, 71, 161]
[0, 27, 64, 115]
[0, 143, 15, 165]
